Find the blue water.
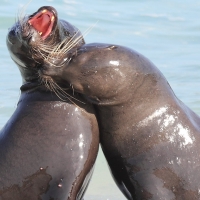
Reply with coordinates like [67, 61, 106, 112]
[0, 0, 200, 199]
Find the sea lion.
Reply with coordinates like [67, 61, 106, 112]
[1, 6, 99, 200]
[41, 43, 200, 199]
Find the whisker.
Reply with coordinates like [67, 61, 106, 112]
[51, 37, 69, 54]
[38, 74, 85, 105]
[46, 37, 70, 60]
[49, 82, 69, 102]
[62, 21, 98, 55]
[17, 0, 32, 27]
[45, 22, 98, 67]
[62, 36, 82, 55]
[46, 34, 82, 63]
[71, 84, 75, 96]
[50, 82, 67, 98]
[44, 80, 52, 91]
[51, 82, 72, 98]
[52, 81, 85, 104]
[58, 31, 81, 55]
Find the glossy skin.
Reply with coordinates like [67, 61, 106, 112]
[1, 7, 99, 200]
[42, 43, 200, 200]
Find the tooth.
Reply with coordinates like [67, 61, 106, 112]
[39, 32, 43, 35]
[51, 16, 55, 21]
[42, 9, 47, 13]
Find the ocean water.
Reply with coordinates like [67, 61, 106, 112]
[0, 0, 200, 199]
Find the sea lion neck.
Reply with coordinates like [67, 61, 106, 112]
[20, 82, 42, 92]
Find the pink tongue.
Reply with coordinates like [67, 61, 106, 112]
[31, 14, 51, 34]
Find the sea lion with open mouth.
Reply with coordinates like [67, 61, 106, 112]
[1, 6, 99, 200]
[41, 43, 200, 200]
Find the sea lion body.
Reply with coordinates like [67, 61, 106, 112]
[0, 87, 98, 200]
[42, 43, 200, 199]
[1, 7, 99, 200]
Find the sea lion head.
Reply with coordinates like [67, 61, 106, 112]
[6, 6, 84, 83]
[40, 43, 136, 105]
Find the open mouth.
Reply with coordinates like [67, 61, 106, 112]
[28, 8, 56, 40]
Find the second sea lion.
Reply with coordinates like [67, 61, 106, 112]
[41, 43, 200, 199]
